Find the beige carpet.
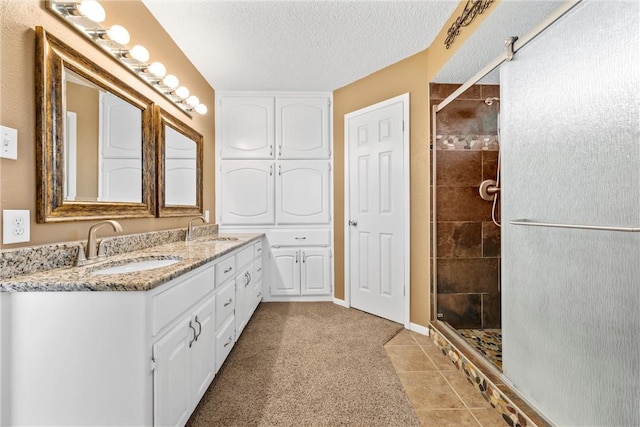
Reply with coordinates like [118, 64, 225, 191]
[187, 302, 420, 427]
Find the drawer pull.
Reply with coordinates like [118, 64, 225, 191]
[224, 298, 233, 307]
[188, 321, 197, 348]
[294, 237, 306, 240]
[224, 336, 233, 347]
[224, 266, 233, 273]
[194, 316, 202, 341]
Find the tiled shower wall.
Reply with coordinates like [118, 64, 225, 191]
[430, 83, 501, 329]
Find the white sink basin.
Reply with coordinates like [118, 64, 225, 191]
[91, 258, 181, 275]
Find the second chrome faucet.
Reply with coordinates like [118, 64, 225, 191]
[185, 216, 207, 241]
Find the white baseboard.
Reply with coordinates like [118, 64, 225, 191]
[409, 323, 430, 336]
[262, 296, 333, 302]
[332, 298, 349, 308]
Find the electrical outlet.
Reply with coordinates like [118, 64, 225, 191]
[0, 126, 18, 160]
[3, 210, 30, 244]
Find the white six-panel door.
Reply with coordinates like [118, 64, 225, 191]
[347, 96, 407, 324]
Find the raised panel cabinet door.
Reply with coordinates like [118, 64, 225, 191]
[270, 248, 301, 296]
[220, 161, 275, 225]
[165, 159, 197, 206]
[190, 295, 216, 405]
[219, 96, 274, 159]
[276, 161, 330, 224]
[234, 267, 252, 339]
[100, 91, 142, 158]
[100, 158, 142, 203]
[276, 97, 330, 159]
[300, 248, 331, 296]
[153, 317, 193, 427]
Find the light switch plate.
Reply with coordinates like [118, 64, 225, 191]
[3, 210, 30, 244]
[0, 126, 18, 160]
[204, 210, 210, 222]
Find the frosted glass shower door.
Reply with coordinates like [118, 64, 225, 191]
[500, 2, 639, 426]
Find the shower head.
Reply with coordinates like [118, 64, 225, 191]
[485, 97, 500, 106]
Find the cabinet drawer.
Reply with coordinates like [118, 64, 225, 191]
[215, 279, 235, 330]
[236, 245, 254, 270]
[267, 229, 330, 246]
[152, 265, 215, 335]
[253, 258, 263, 282]
[216, 316, 235, 372]
[254, 241, 263, 259]
[215, 256, 236, 285]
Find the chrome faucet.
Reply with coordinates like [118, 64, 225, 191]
[185, 216, 207, 241]
[77, 220, 123, 266]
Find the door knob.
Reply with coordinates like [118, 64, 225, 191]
[348, 220, 358, 227]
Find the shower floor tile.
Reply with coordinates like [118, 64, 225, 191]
[457, 329, 502, 369]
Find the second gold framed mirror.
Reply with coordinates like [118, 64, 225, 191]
[155, 107, 203, 217]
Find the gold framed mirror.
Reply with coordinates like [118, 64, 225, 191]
[155, 107, 203, 217]
[35, 26, 156, 222]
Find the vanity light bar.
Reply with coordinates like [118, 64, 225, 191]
[47, 0, 207, 116]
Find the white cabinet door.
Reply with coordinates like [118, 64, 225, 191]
[270, 248, 301, 296]
[301, 248, 331, 296]
[234, 266, 252, 339]
[165, 159, 197, 206]
[100, 91, 142, 158]
[276, 161, 330, 225]
[220, 161, 275, 225]
[101, 158, 142, 202]
[276, 97, 330, 159]
[190, 296, 216, 404]
[153, 317, 192, 427]
[219, 96, 274, 159]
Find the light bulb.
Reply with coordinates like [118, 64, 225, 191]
[106, 25, 129, 45]
[195, 104, 208, 115]
[186, 95, 200, 107]
[147, 62, 166, 78]
[77, 0, 106, 23]
[129, 45, 149, 63]
[162, 74, 179, 89]
[175, 86, 189, 100]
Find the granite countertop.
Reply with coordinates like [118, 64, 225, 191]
[0, 233, 263, 292]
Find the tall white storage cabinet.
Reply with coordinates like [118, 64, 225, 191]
[217, 93, 333, 301]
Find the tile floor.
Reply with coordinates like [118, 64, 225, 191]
[385, 329, 507, 427]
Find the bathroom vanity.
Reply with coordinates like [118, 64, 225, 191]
[0, 233, 263, 426]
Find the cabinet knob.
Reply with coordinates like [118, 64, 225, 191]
[348, 220, 358, 227]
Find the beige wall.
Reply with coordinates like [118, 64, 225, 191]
[66, 82, 100, 200]
[0, 0, 215, 248]
[333, 1, 499, 326]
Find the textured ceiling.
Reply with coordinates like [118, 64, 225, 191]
[433, 0, 564, 84]
[141, 0, 459, 92]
